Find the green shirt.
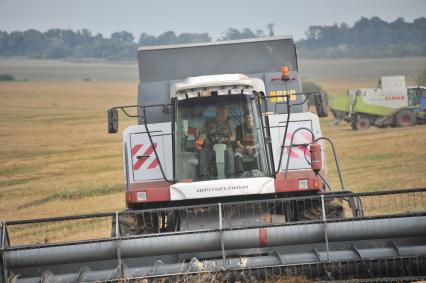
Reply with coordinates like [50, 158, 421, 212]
[202, 118, 235, 144]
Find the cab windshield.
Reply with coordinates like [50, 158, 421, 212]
[407, 87, 420, 106]
[175, 94, 268, 181]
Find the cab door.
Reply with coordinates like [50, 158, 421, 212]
[123, 123, 173, 184]
[407, 87, 420, 106]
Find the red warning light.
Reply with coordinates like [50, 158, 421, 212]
[281, 66, 290, 81]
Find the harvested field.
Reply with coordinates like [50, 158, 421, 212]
[0, 81, 135, 221]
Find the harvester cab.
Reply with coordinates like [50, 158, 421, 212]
[408, 85, 426, 108]
[171, 74, 268, 182]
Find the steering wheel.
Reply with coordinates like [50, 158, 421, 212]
[210, 133, 230, 144]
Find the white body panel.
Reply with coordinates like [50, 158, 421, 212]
[171, 74, 265, 94]
[358, 88, 408, 109]
[170, 75, 266, 100]
[123, 123, 173, 185]
[122, 113, 323, 201]
[170, 177, 275, 200]
[267, 112, 325, 172]
[380, 76, 406, 91]
[353, 76, 408, 109]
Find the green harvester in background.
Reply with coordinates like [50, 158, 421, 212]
[331, 76, 426, 130]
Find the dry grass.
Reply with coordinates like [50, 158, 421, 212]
[299, 57, 426, 83]
[320, 116, 426, 192]
[0, 57, 138, 81]
[7, 216, 112, 245]
[0, 81, 136, 222]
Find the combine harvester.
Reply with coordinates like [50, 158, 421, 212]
[330, 76, 426, 130]
[1, 37, 426, 282]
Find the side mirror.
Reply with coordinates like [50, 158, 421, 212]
[108, 108, 118, 133]
[314, 92, 329, 118]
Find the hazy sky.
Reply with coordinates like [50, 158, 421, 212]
[1, 0, 425, 40]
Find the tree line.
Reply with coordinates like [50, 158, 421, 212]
[0, 17, 424, 60]
[298, 17, 426, 58]
[0, 25, 274, 61]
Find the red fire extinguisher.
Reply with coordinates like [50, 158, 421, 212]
[310, 142, 322, 174]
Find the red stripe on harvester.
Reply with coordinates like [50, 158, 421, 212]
[285, 132, 293, 143]
[287, 147, 299, 158]
[259, 228, 268, 246]
[131, 144, 143, 157]
[147, 158, 159, 169]
[301, 131, 313, 143]
[133, 144, 157, 170]
[299, 145, 311, 157]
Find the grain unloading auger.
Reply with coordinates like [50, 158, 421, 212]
[2, 37, 426, 282]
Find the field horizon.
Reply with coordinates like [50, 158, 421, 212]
[1, 56, 426, 83]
